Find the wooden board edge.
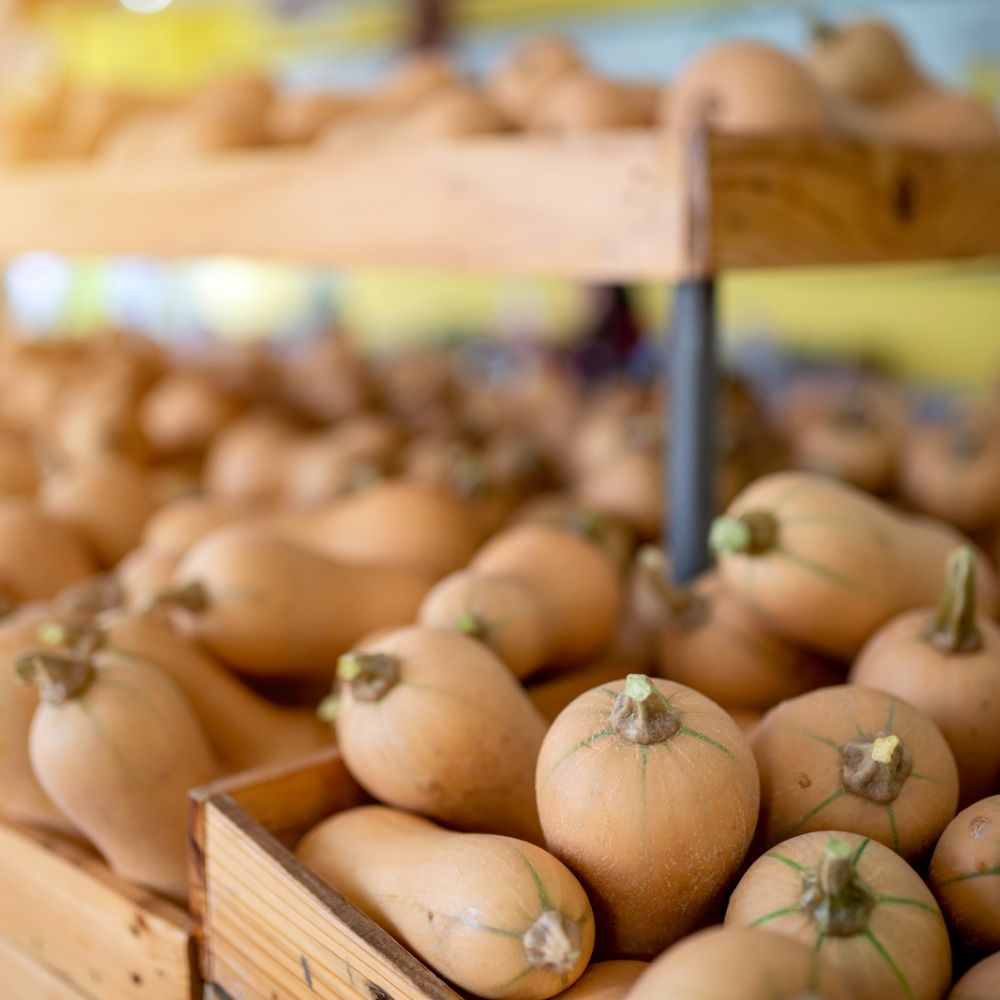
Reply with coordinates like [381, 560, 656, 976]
[205, 795, 460, 1000]
[190, 746, 343, 805]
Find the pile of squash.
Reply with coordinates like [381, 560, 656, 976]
[1, 325, 999, 999]
[2, 15, 996, 163]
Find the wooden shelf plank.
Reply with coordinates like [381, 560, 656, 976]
[0, 132, 996, 279]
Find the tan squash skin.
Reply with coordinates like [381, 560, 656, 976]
[751, 685, 958, 859]
[143, 495, 256, 556]
[202, 412, 300, 503]
[529, 74, 657, 133]
[536, 675, 759, 956]
[418, 570, 548, 678]
[626, 925, 849, 1000]
[487, 36, 585, 127]
[667, 41, 840, 136]
[117, 546, 180, 607]
[575, 451, 661, 542]
[950, 951, 1000, 1000]
[870, 88, 1000, 149]
[0, 498, 96, 603]
[43, 608, 331, 771]
[655, 570, 842, 711]
[139, 370, 239, 458]
[899, 422, 1000, 533]
[791, 409, 896, 494]
[473, 523, 622, 668]
[170, 526, 432, 678]
[40, 455, 159, 566]
[335, 626, 546, 842]
[928, 796, 1000, 952]
[552, 962, 646, 1000]
[271, 480, 480, 580]
[21, 648, 219, 899]
[850, 547, 1000, 805]
[0, 431, 39, 496]
[0, 607, 77, 835]
[527, 660, 633, 723]
[726, 832, 951, 1000]
[297, 806, 594, 1000]
[403, 85, 509, 138]
[710, 471, 997, 659]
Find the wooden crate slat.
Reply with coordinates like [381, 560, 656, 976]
[0, 134, 682, 279]
[0, 822, 196, 1000]
[708, 133, 1000, 271]
[203, 798, 461, 1000]
[0, 932, 86, 1000]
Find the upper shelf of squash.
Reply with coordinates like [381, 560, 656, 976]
[0, 20, 997, 278]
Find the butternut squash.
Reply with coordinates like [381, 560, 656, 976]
[139, 370, 239, 458]
[334, 626, 546, 842]
[270, 480, 480, 580]
[472, 523, 623, 668]
[555, 962, 646, 1000]
[117, 546, 180, 608]
[19, 647, 219, 899]
[710, 471, 996, 658]
[950, 952, 1000, 1000]
[536, 674, 759, 956]
[0, 606, 76, 835]
[0, 430, 39, 496]
[928, 795, 1000, 952]
[297, 806, 594, 1000]
[40, 455, 159, 566]
[850, 546, 1000, 805]
[751, 684, 958, 859]
[168, 525, 433, 678]
[626, 926, 849, 1000]
[726, 832, 951, 1000]
[143, 495, 255, 556]
[487, 37, 585, 128]
[0, 497, 96, 603]
[41, 608, 331, 770]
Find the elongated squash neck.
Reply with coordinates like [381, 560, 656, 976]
[15, 651, 95, 705]
[522, 910, 581, 975]
[925, 546, 982, 654]
[337, 652, 400, 702]
[709, 510, 778, 557]
[841, 732, 912, 803]
[610, 674, 681, 745]
[799, 838, 875, 937]
[145, 581, 211, 615]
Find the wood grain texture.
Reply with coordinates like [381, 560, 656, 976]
[0, 933, 86, 1000]
[0, 132, 996, 278]
[0, 822, 197, 1000]
[194, 747, 459, 1000]
[0, 134, 682, 279]
[706, 133, 1000, 274]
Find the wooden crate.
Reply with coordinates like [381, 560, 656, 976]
[190, 747, 462, 1000]
[0, 820, 198, 999]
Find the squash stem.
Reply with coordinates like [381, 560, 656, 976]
[610, 673, 681, 745]
[925, 546, 982, 653]
[15, 651, 95, 705]
[636, 546, 696, 618]
[337, 652, 400, 703]
[144, 581, 210, 615]
[36, 620, 106, 657]
[453, 612, 487, 641]
[841, 731, 911, 803]
[522, 910, 581, 975]
[709, 510, 778, 556]
[799, 837, 875, 937]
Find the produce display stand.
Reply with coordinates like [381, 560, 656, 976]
[1, 127, 999, 998]
[2, 128, 998, 581]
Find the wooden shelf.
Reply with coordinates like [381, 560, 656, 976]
[0, 131, 997, 279]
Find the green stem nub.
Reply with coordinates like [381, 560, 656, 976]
[15, 651, 95, 705]
[925, 546, 982, 653]
[522, 910, 582, 975]
[636, 546, 700, 621]
[36, 620, 106, 657]
[145, 581, 210, 615]
[453, 612, 487, 641]
[610, 673, 681, 745]
[841, 732, 912, 804]
[709, 510, 779, 556]
[336, 652, 400, 703]
[799, 838, 875, 937]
